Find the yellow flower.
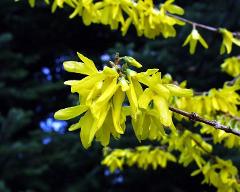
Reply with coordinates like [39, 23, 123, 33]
[183, 28, 208, 54]
[55, 52, 193, 148]
[221, 56, 240, 77]
[123, 56, 142, 68]
[161, 0, 184, 15]
[55, 53, 139, 148]
[219, 28, 240, 54]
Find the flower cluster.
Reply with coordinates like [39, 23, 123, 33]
[182, 28, 208, 54]
[175, 82, 240, 148]
[102, 145, 176, 172]
[24, 0, 240, 53]
[176, 84, 240, 117]
[102, 130, 240, 192]
[221, 56, 240, 77]
[25, 0, 185, 39]
[219, 28, 240, 54]
[191, 157, 240, 192]
[54, 53, 192, 148]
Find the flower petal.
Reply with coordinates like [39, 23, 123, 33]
[54, 105, 88, 120]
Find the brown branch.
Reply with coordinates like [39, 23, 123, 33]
[169, 106, 240, 137]
[167, 13, 240, 37]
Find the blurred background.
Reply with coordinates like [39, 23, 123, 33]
[0, 0, 240, 191]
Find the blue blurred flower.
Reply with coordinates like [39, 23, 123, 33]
[40, 115, 67, 134]
[100, 53, 110, 62]
[42, 137, 52, 145]
[112, 175, 124, 184]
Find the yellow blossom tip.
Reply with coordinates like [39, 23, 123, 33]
[123, 56, 142, 68]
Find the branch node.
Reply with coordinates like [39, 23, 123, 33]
[189, 112, 198, 120]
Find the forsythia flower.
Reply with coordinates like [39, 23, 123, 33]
[24, 0, 185, 39]
[175, 82, 240, 148]
[54, 52, 193, 148]
[219, 28, 240, 54]
[221, 56, 240, 77]
[183, 28, 208, 54]
[102, 146, 176, 172]
[176, 83, 240, 117]
[191, 157, 240, 192]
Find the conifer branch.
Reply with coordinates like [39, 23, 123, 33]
[169, 106, 240, 137]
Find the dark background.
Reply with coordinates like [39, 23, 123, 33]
[0, 0, 240, 191]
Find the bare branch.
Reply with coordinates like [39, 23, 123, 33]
[169, 106, 240, 137]
[167, 12, 240, 37]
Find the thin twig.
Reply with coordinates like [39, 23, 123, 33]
[167, 13, 218, 32]
[224, 113, 240, 122]
[189, 136, 213, 156]
[226, 74, 240, 86]
[167, 12, 240, 37]
[169, 106, 240, 137]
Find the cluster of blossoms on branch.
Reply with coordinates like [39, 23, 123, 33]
[221, 56, 240, 77]
[174, 57, 240, 148]
[21, 0, 240, 54]
[23, 0, 185, 38]
[19, 0, 240, 191]
[54, 52, 192, 148]
[102, 130, 240, 192]
[54, 53, 240, 191]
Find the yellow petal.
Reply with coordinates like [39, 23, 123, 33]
[220, 28, 233, 54]
[149, 117, 165, 139]
[199, 36, 208, 49]
[131, 111, 144, 141]
[54, 105, 88, 120]
[165, 4, 184, 15]
[126, 77, 142, 119]
[182, 33, 191, 47]
[95, 115, 111, 146]
[232, 37, 240, 46]
[154, 96, 172, 127]
[103, 66, 118, 76]
[89, 103, 110, 144]
[123, 56, 142, 68]
[79, 110, 95, 149]
[91, 77, 119, 115]
[165, 84, 193, 97]
[85, 81, 102, 106]
[141, 114, 151, 140]
[69, 73, 105, 93]
[132, 78, 143, 96]
[68, 121, 81, 131]
[119, 77, 129, 91]
[77, 52, 98, 74]
[121, 17, 132, 36]
[112, 88, 125, 134]
[69, 5, 82, 19]
[138, 88, 153, 109]
[152, 84, 171, 100]
[192, 29, 200, 39]
[63, 61, 96, 75]
[82, 9, 92, 26]
[28, 0, 35, 7]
